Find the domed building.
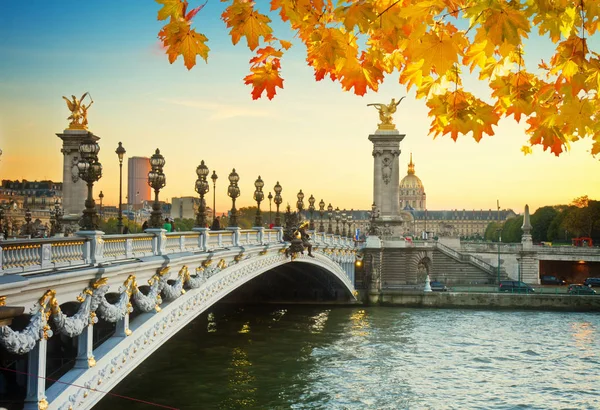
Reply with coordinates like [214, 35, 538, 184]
[399, 153, 426, 210]
[397, 154, 516, 238]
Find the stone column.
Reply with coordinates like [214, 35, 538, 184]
[23, 340, 48, 410]
[368, 130, 404, 216]
[521, 204, 533, 250]
[56, 130, 100, 218]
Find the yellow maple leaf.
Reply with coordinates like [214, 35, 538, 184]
[521, 145, 532, 155]
[156, 0, 184, 21]
[222, 1, 273, 51]
[481, 3, 530, 46]
[410, 23, 467, 76]
[179, 29, 210, 69]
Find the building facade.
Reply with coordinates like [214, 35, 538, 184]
[398, 155, 516, 238]
[127, 157, 151, 210]
[0, 180, 62, 209]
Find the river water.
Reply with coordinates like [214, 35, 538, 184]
[96, 306, 600, 409]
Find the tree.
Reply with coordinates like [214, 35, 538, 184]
[530, 206, 558, 242]
[561, 198, 600, 237]
[484, 221, 502, 241]
[547, 206, 572, 241]
[501, 216, 523, 243]
[156, 0, 600, 158]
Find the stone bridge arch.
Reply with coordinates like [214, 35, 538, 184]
[36, 251, 356, 409]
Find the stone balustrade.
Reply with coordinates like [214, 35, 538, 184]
[0, 228, 357, 275]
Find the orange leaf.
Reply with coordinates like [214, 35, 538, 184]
[179, 29, 210, 69]
[222, 1, 273, 51]
[244, 60, 284, 100]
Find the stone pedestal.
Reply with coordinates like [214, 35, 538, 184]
[56, 129, 100, 218]
[369, 129, 404, 216]
[369, 129, 405, 237]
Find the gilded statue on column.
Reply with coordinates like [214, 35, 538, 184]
[367, 97, 405, 130]
[62, 92, 94, 130]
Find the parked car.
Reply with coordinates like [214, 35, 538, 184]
[583, 278, 600, 288]
[540, 275, 566, 285]
[430, 281, 448, 292]
[568, 284, 597, 295]
[499, 280, 535, 293]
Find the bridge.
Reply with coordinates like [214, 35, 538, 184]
[0, 228, 358, 410]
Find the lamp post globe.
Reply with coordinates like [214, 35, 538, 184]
[267, 192, 273, 226]
[227, 168, 240, 227]
[115, 142, 126, 234]
[77, 139, 102, 231]
[327, 203, 333, 234]
[253, 175, 265, 227]
[211, 170, 218, 224]
[194, 160, 210, 228]
[296, 190, 304, 218]
[308, 195, 316, 230]
[147, 148, 166, 228]
[274, 181, 283, 227]
[318, 199, 325, 233]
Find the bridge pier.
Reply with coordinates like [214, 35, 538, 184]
[75, 323, 95, 369]
[24, 340, 47, 410]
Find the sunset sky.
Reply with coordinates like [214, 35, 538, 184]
[1, 1, 599, 215]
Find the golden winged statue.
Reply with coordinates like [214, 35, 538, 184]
[367, 97, 405, 130]
[62, 92, 93, 130]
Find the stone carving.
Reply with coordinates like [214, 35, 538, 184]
[91, 277, 134, 323]
[381, 155, 392, 184]
[162, 266, 187, 302]
[71, 156, 80, 183]
[133, 269, 167, 313]
[0, 290, 54, 355]
[52, 291, 96, 337]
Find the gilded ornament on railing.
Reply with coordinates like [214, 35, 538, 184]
[62, 92, 94, 130]
[217, 259, 227, 269]
[202, 259, 213, 267]
[0, 296, 5, 306]
[367, 97, 405, 130]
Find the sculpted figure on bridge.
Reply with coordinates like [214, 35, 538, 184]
[367, 97, 405, 130]
[62, 92, 94, 130]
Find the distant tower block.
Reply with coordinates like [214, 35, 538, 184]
[56, 129, 100, 217]
[127, 157, 151, 209]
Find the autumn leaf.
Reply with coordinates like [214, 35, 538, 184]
[521, 146, 532, 155]
[244, 60, 284, 100]
[222, 1, 273, 51]
[156, 0, 185, 20]
[179, 29, 210, 69]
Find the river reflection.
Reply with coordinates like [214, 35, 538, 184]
[96, 307, 600, 409]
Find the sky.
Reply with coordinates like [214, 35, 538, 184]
[0, 1, 599, 215]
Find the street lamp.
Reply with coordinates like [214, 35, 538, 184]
[342, 209, 347, 237]
[77, 139, 102, 231]
[147, 148, 166, 228]
[53, 199, 63, 235]
[195, 160, 210, 228]
[98, 191, 104, 219]
[318, 199, 325, 232]
[335, 207, 341, 235]
[496, 228, 502, 285]
[254, 176, 264, 227]
[115, 142, 126, 234]
[296, 190, 304, 215]
[308, 195, 315, 230]
[268, 192, 273, 226]
[327, 203, 333, 234]
[227, 169, 240, 227]
[274, 181, 282, 227]
[211, 170, 218, 224]
[348, 210, 353, 239]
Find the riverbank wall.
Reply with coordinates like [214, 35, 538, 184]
[361, 290, 600, 311]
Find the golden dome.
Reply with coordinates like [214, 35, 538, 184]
[400, 153, 424, 189]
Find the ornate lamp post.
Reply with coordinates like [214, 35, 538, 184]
[98, 191, 104, 219]
[254, 176, 265, 226]
[342, 209, 347, 237]
[77, 139, 103, 231]
[308, 195, 315, 230]
[274, 182, 282, 227]
[335, 207, 341, 235]
[318, 199, 325, 232]
[296, 190, 304, 217]
[348, 211, 353, 239]
[327, 203, 333, 234]
[267, 192, 273, 226]
[227, 169, 240, 227]
[147, 149, 166, 228]
[54, 199, 63, 235]
[115, 142, 126, 234]
[211, 170, 218, 224]
[195, 160, 210, 227]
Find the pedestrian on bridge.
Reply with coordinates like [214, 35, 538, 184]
[163, 218, 172, 232]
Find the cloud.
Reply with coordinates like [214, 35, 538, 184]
[159, 98, 272, 120]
